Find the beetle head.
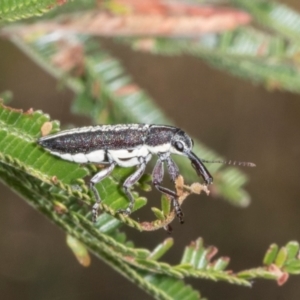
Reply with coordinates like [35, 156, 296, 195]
[170, 130, 213, 185]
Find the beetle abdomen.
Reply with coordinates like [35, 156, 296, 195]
[38, 124, 149, 153]
[37, 124, 150, 164]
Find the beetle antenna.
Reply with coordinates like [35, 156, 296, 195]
[201, 159, 256, 167]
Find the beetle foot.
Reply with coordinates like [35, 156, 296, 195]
[117, 207, 132, 216]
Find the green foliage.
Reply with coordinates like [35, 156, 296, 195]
[238, 241, 300, 285]
[233, 0, 300, 40]
[0, 0, 58, 21]
[126, 26, 300, 93]
[123, 0, 300, 94]
[0, 104, 86, 183]
[0, 0, 98, 21]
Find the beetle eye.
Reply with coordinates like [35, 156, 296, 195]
[174, 141, 184, 152]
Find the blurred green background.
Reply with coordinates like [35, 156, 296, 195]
[1, 1, 300, 299]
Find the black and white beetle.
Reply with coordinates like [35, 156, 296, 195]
[38, 124, 253, 223]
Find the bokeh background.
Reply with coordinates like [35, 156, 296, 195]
[1, 2, 300, 299]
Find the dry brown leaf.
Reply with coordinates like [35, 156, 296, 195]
[9, 5, 251, 38]
[51, 42, 84, 76]
[114, 84, 140, 96]
[140, 175, 209, 231]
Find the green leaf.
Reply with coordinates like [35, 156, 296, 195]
[152, 207, 165, 221]
[66, 235, 91, 267]
[233, 0, 300, 41]
[284, 259, 300, 275]
[238, 241, 300, 282]
[191, 238, 205, 268]
[148, 238, 174, 261]
[285, 241, 299, 260]
[137, 173, 152, 192]
[0, 0, 60, 21]
[275, 247, 288, 268]
[181, 243, 195, 265]
[161, 194, 171, 216]
[0, 103, 88, 184]
[124, 7, 300, 95]
[263, 243, 279, 266]
[144, 275, 202, 300]
[0, 91, 13, 104]
[212, 257, 230, 271]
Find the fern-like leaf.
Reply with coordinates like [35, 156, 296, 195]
[0, 0, 62, 21]
[238, 241, 300, 285]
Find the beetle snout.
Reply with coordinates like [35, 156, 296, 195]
[187, 151, 213, 185]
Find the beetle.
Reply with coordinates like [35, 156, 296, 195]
[38, 124, 251, 223]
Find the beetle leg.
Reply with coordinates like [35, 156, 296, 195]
[166, 156, 180, 182]
[90, 162, 116, 222]
[152, 157, 184, 223]
[117, 160, 147, 216]
[166, 156, 184, 222]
